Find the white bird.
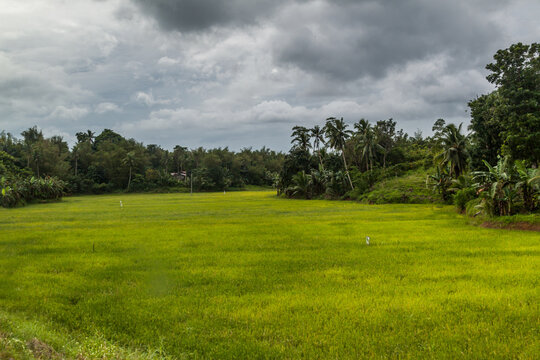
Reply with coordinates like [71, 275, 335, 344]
[366, 236, 370, 245]
[120, 200, 123, 208]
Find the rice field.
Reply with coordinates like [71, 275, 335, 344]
[0, 191, 539, 359]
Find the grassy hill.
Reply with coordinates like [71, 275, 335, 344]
[355, 168, 442, 204]
[1, 192, 538, 358]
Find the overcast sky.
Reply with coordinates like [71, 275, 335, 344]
[0, 0, 538, 150]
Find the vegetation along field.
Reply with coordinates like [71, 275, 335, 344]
[1, 191, 539, 359]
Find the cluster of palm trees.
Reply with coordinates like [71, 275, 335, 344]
[285, 117, 402, 198]
[290, 117, 387, 193]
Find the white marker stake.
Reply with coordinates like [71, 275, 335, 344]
[366, 236, 370, 245]
[120, 200, 123, 208]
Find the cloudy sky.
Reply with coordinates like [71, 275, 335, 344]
[0, 0, 538, 150]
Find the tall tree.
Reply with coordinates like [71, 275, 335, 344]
[173, 146, 188, 173]
[358, 124, 378, 172]
[436, 123, 469, 178]
[468, 91, 505, 169]
[374, 118, 396, 169]
[324, 117, 354, 190]
[21, 126, 43, 169]
[290, 126, 312, 152]
[310, 125, 325, 170]
[485, 42, 539, 165]
[122, 151, 136, 190]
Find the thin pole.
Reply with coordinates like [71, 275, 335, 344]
[190, 172, 193, 195]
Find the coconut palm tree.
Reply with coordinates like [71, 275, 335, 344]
[310, 125, 326, 170]
[436, 123, 469, 178]
[354, 121, 380, 172]
[324, 117, 354, 190]
[86, 130, 95, 145]
[291, 126, 312, 152]
[122, 151, 136, 190]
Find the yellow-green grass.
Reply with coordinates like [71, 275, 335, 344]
[0, 191, 538, 359]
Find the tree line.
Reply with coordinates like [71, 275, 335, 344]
[278, 43, 539, 217]
[0, 128, 284, 206]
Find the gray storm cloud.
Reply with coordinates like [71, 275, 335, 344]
[0, 0, 538, 150]
[130, 0, 293, 32]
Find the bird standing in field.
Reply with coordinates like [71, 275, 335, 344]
[366, 236, 370, 245]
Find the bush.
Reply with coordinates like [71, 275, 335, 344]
[0, 176, 66, 208]
[465, 198, 483, 217]
[453, 188, 476, 213]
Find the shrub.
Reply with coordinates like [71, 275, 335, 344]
[453, 188, 476, 212]
[0, 176, 66, 208]
[465, 198, 483, 217]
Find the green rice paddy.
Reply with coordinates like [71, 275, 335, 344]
[0, 191, 539, 359]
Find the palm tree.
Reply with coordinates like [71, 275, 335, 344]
[310, 125, 326, 170]
[354, 118, 370, 135]
[291, 126, 312, 151]
[354, 120, 379, 172]
[324, 117, 354, 190]
[436, 123, 469, 178]
[72, 144, 80, 176]
[288, 171, 312, 199]
[21, 126, 43, 169]
[31, 144, 42, 178]
[122, 151, 136, 190]
[85, 130, 95, 145]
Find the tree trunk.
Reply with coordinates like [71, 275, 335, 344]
[317, 148, 324, 171]
[341, 146, 354, 190]
[127, 166, 132, 190]
[75, 158, 78, 176]
[36, 163, 40, 178]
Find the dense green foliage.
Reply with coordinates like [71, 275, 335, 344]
[0, 176, 65, 208]
[1, 191, 539, 359]
[0, 128, 283, 208]
[278, 116, 437, 201]
[278, 43, 540, 218]
[470, 42, 539, 165]
[0, 150, 66, 208]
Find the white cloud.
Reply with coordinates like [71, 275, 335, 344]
[157, 56, 180, 66]
[95, 102, 121, 114]
[134, 91, 172, 106]
[48, 106, 89, 121]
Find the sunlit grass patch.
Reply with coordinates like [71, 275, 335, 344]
[0, 191, 539, 358]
